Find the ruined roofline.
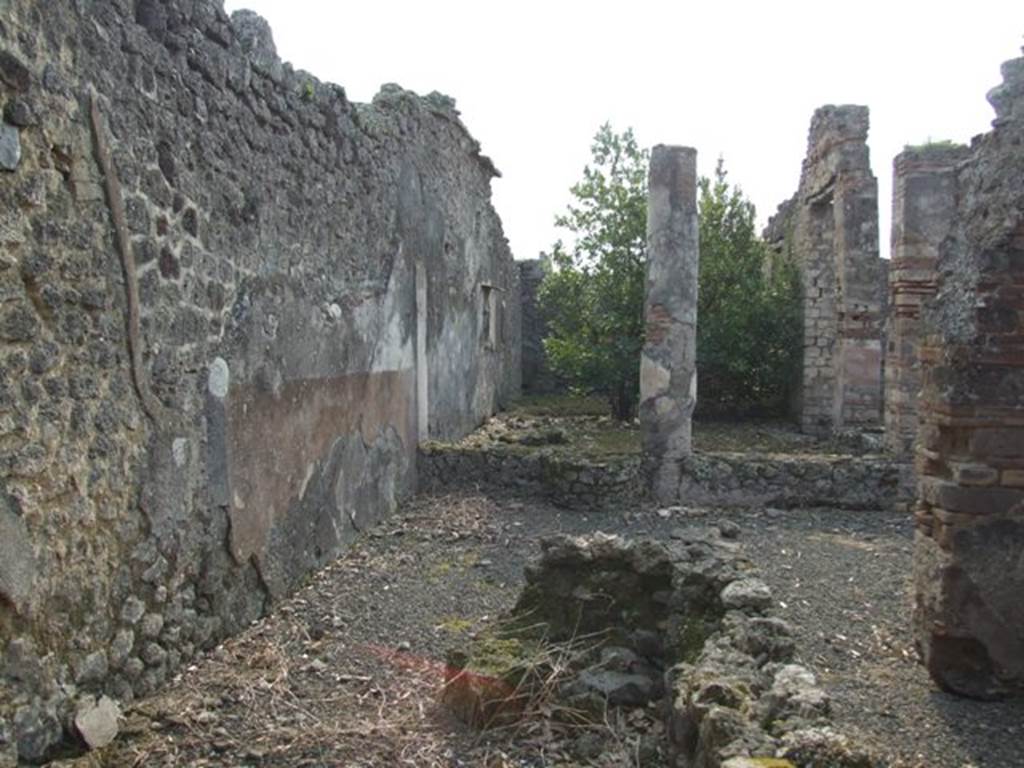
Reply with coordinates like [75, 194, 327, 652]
[986, 49, 1024, 123]
[226, 4, 501, 177]
[893, 143, 972, 175]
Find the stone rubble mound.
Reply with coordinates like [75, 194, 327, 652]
[443, 527, 881, 767]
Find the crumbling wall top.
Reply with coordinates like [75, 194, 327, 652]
[987, 49, 1024, 123]
[895, 142, 971, 169]
[807, 104, 869, 149]
[801, 104, 872, 195]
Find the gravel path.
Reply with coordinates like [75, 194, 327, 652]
[62, 490, 1024, 767]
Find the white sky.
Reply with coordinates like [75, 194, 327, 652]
[224, 0, 1022, 260]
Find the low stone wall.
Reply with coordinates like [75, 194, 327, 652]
[676, 452, 913, 511]
[669, 610, 879, 768]
[418, 442, 642, 508]
[419, 442, 913, 511]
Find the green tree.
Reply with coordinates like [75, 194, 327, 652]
[696, 160, 802, 416]
[539, 127, 801, 421]
[538, 124, 649, 421]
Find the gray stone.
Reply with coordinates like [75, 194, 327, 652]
[140, 613, 164, 639]
[629, 629, 664, 660]
[122, 657, 145, 681]
[109, 629, 135, 668]
[141, 642, 167, 668]
[577, 669, 656, 706]
[74, 695, 121, 750]
[13, 705, 61, 763]
[0, 124, 20, 172]
[780, 726, 877, 767]
[721, 578, 772, 612]
[598, 645, 640, 671]
[120, 597, 146, 625]
[717, 520, 741, 539]
[0, 717, 14, 768]
[75, 650, 109, 684]
[3, 99, 35, 127]
[0, 51, 31, 92]
[761, 664, 830, 723]
[640, 145, 699, 503]
[0, 492, 37, 613]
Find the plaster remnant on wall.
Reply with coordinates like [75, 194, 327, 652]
[640, 353, 671, 399]
[172, 438, 189, 468]
[208, 357, 230, 399]
[0, 122, 21, 171]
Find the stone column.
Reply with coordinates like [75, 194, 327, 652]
[640, 145, 699, 504]
[914, 52, 1024, 699]
[885, 145, 968, 456]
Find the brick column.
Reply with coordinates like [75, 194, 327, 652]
[640, 145, 699, 504]
[885, 145, 968, 456]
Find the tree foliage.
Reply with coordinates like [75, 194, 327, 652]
[695, 160, 802, 416]
[539, 125, 801, 421]
[538, 124, 649, 421]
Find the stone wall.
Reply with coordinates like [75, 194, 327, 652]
[0, 0, 518, 759]
[885, 145, 969, 457]
[766, 106, 887, 436]
[913, 51, 1024, 699]
[419, 442, 912, 512]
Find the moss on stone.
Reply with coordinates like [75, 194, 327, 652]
[437, 616, 474, 634]
[674, 618, 711, 663]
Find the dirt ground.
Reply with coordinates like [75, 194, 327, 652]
[58, 489, 1024, 768]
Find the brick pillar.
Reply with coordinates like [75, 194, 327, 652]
[885, 145, 968, 456]
[640, 145, 699, 504]
[913, 52, 1024, 699]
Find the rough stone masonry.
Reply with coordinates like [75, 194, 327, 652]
[913, 50, 1024, 699]
[0, 0, 519, 760]
[766, 106, 887, 436]
[640, 145, 699, 504]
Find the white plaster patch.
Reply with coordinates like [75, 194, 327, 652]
[654, 396, 675, 417]
[640, 354, 671, 399]
[208, 357, 230, 399]
[172, 438, 189, 468]
[298, 461, 316, 501]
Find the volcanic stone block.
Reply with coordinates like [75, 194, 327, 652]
[640, 145, 699, 504]
[913, 49, 1024, 699]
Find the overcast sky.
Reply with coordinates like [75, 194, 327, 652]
[224, 0, 1021, 260]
